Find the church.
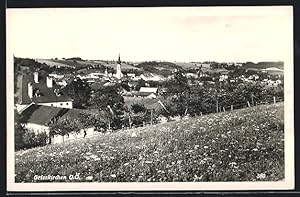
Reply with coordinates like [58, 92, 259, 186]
[104, 54, 123, 80]
[114, 54, 123, 79]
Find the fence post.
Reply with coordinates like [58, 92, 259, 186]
[150, 109, 153, 125]
[251, 94, 254, 106]
[273, 96, 276, 104]
[247, 101, 251, 108]
[143, 121, 145, 127]
[231, 105, 233, 111]
[129, 114, 132, 129]
[216, 99, 219, 113]
[200, 112, 202, 116]
[223, 107, 226, 112]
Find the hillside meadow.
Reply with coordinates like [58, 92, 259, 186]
[15, 103, 284, 182]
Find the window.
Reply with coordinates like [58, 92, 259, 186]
[66, 103, 69, 105]
[51, 104, 53, 106]
[60, 103, 63, 106]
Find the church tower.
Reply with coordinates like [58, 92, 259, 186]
[115, 53, 123, 79]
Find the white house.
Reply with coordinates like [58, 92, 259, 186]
[16, 72, 73, 113]
[136, 87, 158, 98]
[20, 104, 95, 144]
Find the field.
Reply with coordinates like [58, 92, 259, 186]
[175, 62, 211, 70]
[92, 60, 141, 71]
[123, 96, 163, 110]
[15, 103, 284, 182]
[35, 59, 74, 68]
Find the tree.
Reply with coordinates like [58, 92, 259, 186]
[131, 103, 147, 114]
[62, 77, 91, 109]
[89, 85, 125, 130]
[162, 71, 191, 116]
[48, 116, 81, 143]
[135, 79, 146, 91]
[78, 111, 108, 132]
[15, 110, 26, 150]
[129, 104, 150, 126]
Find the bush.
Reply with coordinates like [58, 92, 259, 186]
[22, 130, 48, 149]
[15, 126, 26, 151]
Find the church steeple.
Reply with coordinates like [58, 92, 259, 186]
[117, 53, 121, 64]
[115, 53, 123, 79]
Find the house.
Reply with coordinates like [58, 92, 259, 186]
[55, 79, 68, 87]
[49, 73, 64, 79]
[126, 73, 136, 79]
[140, 73, 163, 81]
[219, 74, 228, 82]
[136, 87, 158, 98]
[16, 72, 73, 113]
[19, 104, 95, 144]
[186, 73, 198, 78]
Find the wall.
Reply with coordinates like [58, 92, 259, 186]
[24, 123, 94, 144]
[51, 127, 95, 144]
[16, 104, 29, 113]
[38, 101, 73, 109]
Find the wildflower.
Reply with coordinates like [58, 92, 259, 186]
[124, 163, 129, 166]
[253, 148, 258, 151]
[86, 175, 93, 180]
[131, 132, 137, 137]
[228, 162, 237, 167]
[110, 174, 116, 178]
[256, 173, 266, 179]
[204, 146, 209, 149]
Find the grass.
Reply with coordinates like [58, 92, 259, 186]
[123, 96, 161, 109]
[15, 103, 284, 182]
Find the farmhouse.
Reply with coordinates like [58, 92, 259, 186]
[136, 87, 158, 98]
[20, 104, 95, 144]
[16, 72, 73, 112]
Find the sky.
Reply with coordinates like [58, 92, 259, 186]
[6, 6, 293, 63]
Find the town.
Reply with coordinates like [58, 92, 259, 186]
[14, 55, 284, 149]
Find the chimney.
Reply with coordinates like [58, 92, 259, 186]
[46, 76, 53, 88]
[33, 72, 39, 83]
[28, 82, 33, 99]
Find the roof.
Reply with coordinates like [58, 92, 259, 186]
[20, 104, 87, 126]
[17, 74, 73, 105]
[139, 87, 158, 93]
[136, 92, 156, 97]
[263, 67, 284, 72]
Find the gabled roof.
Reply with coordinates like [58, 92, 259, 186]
[17, 74, 73, 105]
[139, 87, 158, 93]
[20, 104, 87, 126]
[136, 92, 156, 97]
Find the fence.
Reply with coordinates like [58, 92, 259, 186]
[125, 95, 284, 130]
[60, 95, 284, 143]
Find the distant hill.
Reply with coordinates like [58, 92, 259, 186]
[242, 61, 284, 70]
[175, 62, 211, 70]
[135, 61, 183, 77]
[35, 59, 75, 68]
